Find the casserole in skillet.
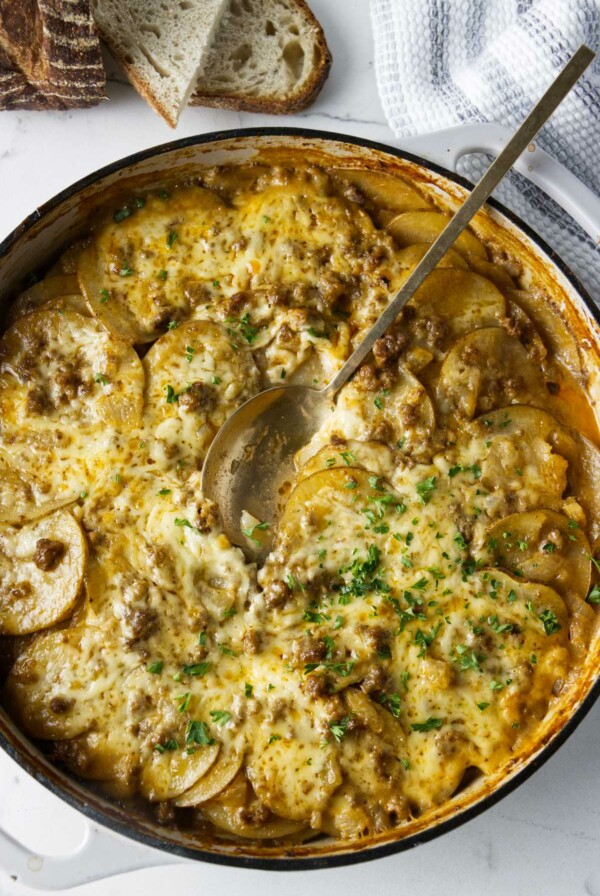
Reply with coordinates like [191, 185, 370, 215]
[0, 131, 598, 866]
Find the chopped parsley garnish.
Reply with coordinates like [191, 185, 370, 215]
[158, 269, 168, 281]
[211, 375, 222, 385]
[411, 717, 443, 732]
[185, 345, 195, 363]
[167, 229, 178, 248]
[186, 720, 214, 746]
[94, 373, 109, 385]
[374, 390, 389, 410]
[177, 692, 191, 713]
[157, 488, 171, 496]
[416, 476, 437, 504]
[303, 606, 330, 624]
[414, 622, 441, 657]
[380, 692, 401, 718]
[242, 520, 270, 545]
[335, 545, 388, 601]
[209, 710, 231, 726]
[167, 320, 179, 330]
[100, 288, 110, 303]
[454, 531, 468, 551]
[340, 450, 356, 465]
[453, 645, 484, 672]
[329, 716, 350, 742]
[226, 313, 259, 345]
[269, 733, 281, 743]
[119, 264, 134, 277]
[306, 327, 330, 339]
[166, 384, 178, 403]
[174, 517, 201, 533]
[477, 702, 490, 712]
[244, 682, 253, 698]
[154, 739, 178, 753]
[114, 206, 132, 222]
[587, 584, 600, 605]
[539, 608, 561, 635]
[182, 662, 210, 677]
[542, 542, 557, 553]
[147, 661, 163, 674]
[487, 615, 513, 634]
[304, 660, 355, 677]
[217, 643, 237, 657]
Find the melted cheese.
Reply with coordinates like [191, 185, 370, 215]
[1, 160, 598, 845]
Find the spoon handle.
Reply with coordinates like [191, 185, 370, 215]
[324, 44, 595, 398]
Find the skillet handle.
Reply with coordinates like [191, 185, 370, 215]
[399, 122, 600, 245]
[0, 817, 177, 890]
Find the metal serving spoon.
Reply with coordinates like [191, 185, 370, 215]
[202, 45, 595, 561]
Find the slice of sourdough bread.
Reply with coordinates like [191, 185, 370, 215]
[191, 0, 331, 113]
[91, 0, 229, 126]
[0, 0, 105, 110]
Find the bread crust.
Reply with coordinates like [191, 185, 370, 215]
[190, 0, 332, 114]
[0, 0, 105, 111]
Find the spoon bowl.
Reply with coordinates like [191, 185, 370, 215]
[201, 384, 333, 559]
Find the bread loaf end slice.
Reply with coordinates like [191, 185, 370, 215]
[92, 0, 229, 126]
[191, 0, 331, 113]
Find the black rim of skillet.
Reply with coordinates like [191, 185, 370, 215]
[0, 126, 599, 872]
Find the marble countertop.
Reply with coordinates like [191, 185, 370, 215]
[0, 1, 599, 894]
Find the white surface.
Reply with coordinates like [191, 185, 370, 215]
[0, 1, 599, 893]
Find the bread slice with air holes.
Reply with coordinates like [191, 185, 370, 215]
[190, 0, 331, 113]
[91, 0, 229, 127]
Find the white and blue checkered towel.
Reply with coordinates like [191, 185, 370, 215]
[370, 0, 600, 300]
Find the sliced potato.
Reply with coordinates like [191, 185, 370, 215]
[506, 288, 581, 373]
[6, 275, 80, 325]
[175, 738, 245, 807]
[332, 366, 436, 458]
[407, 270, 506, 354]
[296, 439, 396, 483]
[143, 319, 260, 472]
[322, 692, 409, 837]
[571, 435, 600, 541]
[396, 243, 468, 270]
[50, 729, 139, 798]
[483, 509, 591, 602]
[200, 772, 308, 840]
[0, 459, 81, 525]
[277, 467, 392, 550]
[2, 625, 115, 739]
[471, 406, 576, 516]
[140, 741, 220, 801]
[387, 210, 487, 258]
[329, 168, 430, 225]
[467, 256, 515, 290]
[46, 242, 86, 277]
[0, 310, 144, 432]
[437, 327, 547, 419]
[0, 509, 86, 634]
[247, 734, 341, 821]
[268, 468, 403, 599]
[78, 187, 228, 343]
